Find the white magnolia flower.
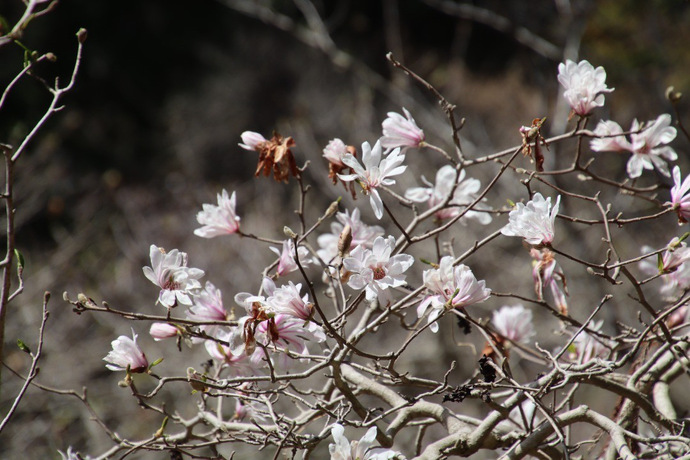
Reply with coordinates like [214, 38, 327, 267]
[329, 424, 405, 460]
[589, 120, 632, 153]
[269, 239, 313, 277]
[103, 329, 149, 373]
[323, 138, 349, 167]
[263, 277, 313, 320]
[380, 107, 425, 150]
[253, 313, 326, 368]
[194, 189, 241, 238]
[669, 166, 690, 223]
[339, 141, 407, 219]
[557, 59, 613, 116]
[317, 208, 385, 264]
[417, 256, 490, 333]
[571, 320, 609, 363]
[203, 329, 259, 376]
[405, 165, 492, 224]
[186, 281, 229, 340]
[501, 193, 560, 246]
[492, 305, 535, 344]
[143, 244, 204, 308]
[238, 131, 267, 151]
[590, 114, 677, 178]
[343, 235, 414, 304]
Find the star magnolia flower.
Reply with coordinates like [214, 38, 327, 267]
[557, 59, 613, 116]
[317, 208, 384, 264]
[571, 320, 609, 363]
[405, 165, 492, 224]
[262, 277, 313, 320]
[270, 239, 313, 276]
[203, 329, 259, 375]
[103, 329, 149, 373]
[238, 131, 267, 151]
[253, 313, 326, 368]
[186, 281, 229, 341]
[492, 305, 535, 344]
[590, 114, 678, 178]
[381, 107, 425, 150]
[343, 235, 414, 304]
[329, 424, 405, 460]
[143, 244, 204, 308]
[501, 193, 560, 246]
[323, 138, 349, 167]
[194, 189, 241, 238]
[669, 166, 690, 223]
[339, 140, 407, 219]
[417, 256, 490, 333]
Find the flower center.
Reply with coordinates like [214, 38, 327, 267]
[163, 277, 180, 291]
[372, 266, 386, 280]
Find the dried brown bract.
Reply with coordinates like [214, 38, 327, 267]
[253, 133, 299, 183]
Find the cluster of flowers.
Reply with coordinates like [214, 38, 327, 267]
[90, 57, 690, 459]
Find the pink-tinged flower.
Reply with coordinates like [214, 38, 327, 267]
[142, 244, 204, 308]
[329, 424, 404, 460]
[639, 239, 690, 300]
[669, 166, 690, 223]
[186, 281, 229, 340]
[530, 248, 568, 316]
[194, 189, 241, 238]
[238, 131, 267, 151]
[381, 107, 425, 150]
[323, 138, 349, 167]
[571, 320, 609, 363]
[187, 281, 229, 321]
[262, 277, 313, 320]
[103, 329, 149, 373]
[405, 165, 492, 224]
[339, 141, 407, 219]
[591, 114, 677, 178]
[253, 313, 326, 368]
[204, 329, 259, 376]
[557, 59, 613, 116]
[501, 193, 560, 246]
[589, 120, 632, 152]
[270, 239, 313, 276]
[343, 235, 414, 305]
[317, 208, 384, 264]
[149, 322, 180, 341]
[417, 256, 490, 333]
[492, 305, 535, 344]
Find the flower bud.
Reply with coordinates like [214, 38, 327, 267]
[76, 28, 88, 44]
[149, 322, 179, 341]
[666, 86, 682, 103]
[337, 224, 352, 258]
[283, 226, 297, 239]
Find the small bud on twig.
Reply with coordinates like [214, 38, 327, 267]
[76, 28, 88, 44]
[283, 226, 297, 239]
[337, 224, 352, 258]
[666, 86, 682, 103]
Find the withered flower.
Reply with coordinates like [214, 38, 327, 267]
[240, 131, 299, 183]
